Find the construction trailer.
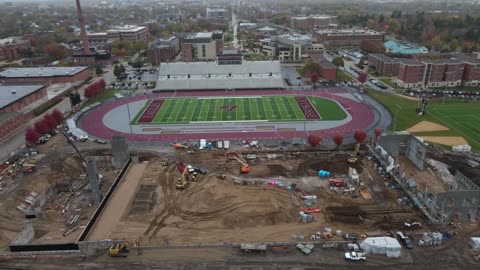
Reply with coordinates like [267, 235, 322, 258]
[240, 243, 266, 254]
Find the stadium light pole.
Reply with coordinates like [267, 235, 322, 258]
[393, 104, 402, 133]
[126, 101, 133, 134]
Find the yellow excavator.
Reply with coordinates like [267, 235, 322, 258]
[234, 155, 250, 174]
[109, 242, 129, 257]
[176, 167, 189, 189]
[347, 143, 361, 164]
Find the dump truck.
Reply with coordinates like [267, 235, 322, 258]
[109, 242, 130, 257]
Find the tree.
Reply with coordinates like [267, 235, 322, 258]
[43, 43, 66, 60]
[308, 134, 322, 147]
[432, 35, 442, 51]
[95, 65, 103, 75]
[374, 128, 382, 144]
[310, 72, 320, 83]
[449, 39, 459, 51]
[334, 134, 344, 149]
[113, 64, 121, 78]
[131, 59, 143, 69]
[354, 130, 367, 144]
[43, 115, 57, 130]
[332, 57, 344, 67]
[51, 109, 64, 123]
[357, 58, 365, 69]
[358, 72, 368, 85]
[25, 128, 41, 144]
[119, 64, 126, 74]
[34, 120, 49, 135]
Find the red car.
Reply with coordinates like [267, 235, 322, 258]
[300, 208, 321, 213]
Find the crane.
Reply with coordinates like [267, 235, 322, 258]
[347, 143, 361, 164]
[176, 167, 189, 189]
[61, 131, 87, 169]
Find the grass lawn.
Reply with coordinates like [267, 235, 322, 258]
[132, 96, 347, 124]
[430, 86, 480, 92]
[81, 90, 122, 108]
[379, 77, 398, 89]
[366, 89, 480, 150]
[337, 70, 354, 81]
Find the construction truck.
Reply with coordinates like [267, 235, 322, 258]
[347, 143, 361, 164]
[109, 242, 130, 257]
[176, 167, 189, 189]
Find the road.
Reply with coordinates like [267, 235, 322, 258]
[232, 12, 239, 49]
[281, 66, 304, 86]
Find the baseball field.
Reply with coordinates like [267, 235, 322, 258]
[132, 96, 347, 124]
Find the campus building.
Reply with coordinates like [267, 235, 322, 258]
[0, 37, 31, 61]
[369, 53, 480, 88]
[384, 40, 428, 55]
[310, 55, 337, 81]
[179, 31, 224, 62]
[314, 28, 384, 49]
[0, 84, 47, 141]
[87, 25, 149, 48]
[0, 67, 91, 85]
[257, 34, 324, 61]
[290, 15, 337, 30]
[147, 36, 180, 65]
[206, 7, 226, 19]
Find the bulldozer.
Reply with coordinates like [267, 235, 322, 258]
[176, 167, 189, 189]
[109, 242, 130, 257]
[347, 143, 361, 164]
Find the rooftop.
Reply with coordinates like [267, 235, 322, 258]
[399, 58, 424, 66]
[156, 61, 284, 90]
[316, 28, 382, 36]
[291, 14, 336, 20]
[0, 67, 88, 78]
[370, 53, 400, 63]
[149, 36, 178, 48]
[384, 40, 428, 55]
[311, 55, 337, 69]
[0, 84, 45, 110]
[107, 25, 147, 33]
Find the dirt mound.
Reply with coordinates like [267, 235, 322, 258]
[180, 183, 297, 228]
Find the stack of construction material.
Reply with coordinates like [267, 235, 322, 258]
[298, 211, 314, 223]
[418, 232, 443, 246]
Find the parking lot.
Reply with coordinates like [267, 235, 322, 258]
[107, 68, 158, 90]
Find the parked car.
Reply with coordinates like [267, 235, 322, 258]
[343, 233, 359, 241]
[344, 251, 366, 261]
[396, 231, 414, 249]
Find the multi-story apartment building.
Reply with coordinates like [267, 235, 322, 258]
[370, 53, 480, 88]
[290, 15, 337, 31]
[147, 36, 180, 65]
[311, 55, 337, 81]
[368, 54, 400, 76]
[314, 28, 384, 49]
[180, 31, 224, 62]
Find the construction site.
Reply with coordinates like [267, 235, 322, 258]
[1, 132, 480, 266]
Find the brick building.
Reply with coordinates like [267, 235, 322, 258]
[397, 59, 426, 88]
[87, 25, 149, 49]
[368, 54, 400, 76]
[311, 55, 337, 81]
[0, 37, 31, 61]
[290, 15, 337, 31]
[0, 84, 47, 141]
[314, 28, 384, 49]
[0, 67, 91, 85]
[179, 32, 224, 62]
[146, 36, 179, 65]
[370, 53, 480, 88]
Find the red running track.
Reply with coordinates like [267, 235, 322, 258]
[78, 89, 375, 142]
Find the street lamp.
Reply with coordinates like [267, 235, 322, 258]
[393, 104, 402, 133]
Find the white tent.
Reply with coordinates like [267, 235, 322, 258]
[360, 237, 402, 258]
[470, 237, 480, 249]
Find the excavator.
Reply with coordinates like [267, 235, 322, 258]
[172, 143, 195, 154]
[347, 143, 361, 164]
[109, 242, 129, 257]
[176, 166, 189, 189]
[234, 155, 250, 174]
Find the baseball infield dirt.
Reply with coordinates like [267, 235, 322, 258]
[406, 121, 449, 132]
[420, 136, 468, 146]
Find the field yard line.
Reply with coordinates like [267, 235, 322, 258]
[431, 108, 480, 145]
[183, 98, 196, 122]
[306, 97, 323, 120]
[251, 98, 260, 120]
[196, 99, 208, 121]
[262, 97, 275, 119]
[267, 97, 279, 121]
[170, 99, 185, 123]
[257, 97, 268, 119]
[287, 97, 305, 120]
[214, 98, 223, 120]
[153, 99, 169, 123]
[275, 96, 291, 120]
[459, 122, 480, 133]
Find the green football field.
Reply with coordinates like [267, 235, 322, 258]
[132, 96, 347, 124]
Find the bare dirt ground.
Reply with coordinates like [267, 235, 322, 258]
[85, 151, 420, 246]
[406, 121, 449, 132]
[420, 136, 468, 146]
[398, 156, 448, 193]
